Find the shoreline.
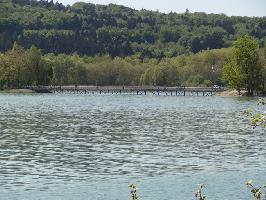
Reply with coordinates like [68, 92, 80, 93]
[215, 90, 245, 97]
[216, 90, 266, 97]
[0, 89, 35, 94]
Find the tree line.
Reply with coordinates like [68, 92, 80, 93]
[0, 42, 232, 88]
[0, 0, 266, 58]
[0, 37, 265, 95]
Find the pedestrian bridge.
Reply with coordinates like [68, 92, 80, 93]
[25, 85, 224, 96]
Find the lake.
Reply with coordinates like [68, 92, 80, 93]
[0, 93, 265, 200]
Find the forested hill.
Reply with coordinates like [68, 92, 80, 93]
[0, 0, 266, 58]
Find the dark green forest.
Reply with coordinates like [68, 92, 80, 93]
[0, 0, 266, 93]
[1, 0, 266, 58]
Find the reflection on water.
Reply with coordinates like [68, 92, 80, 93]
[0, 94, 265, 200]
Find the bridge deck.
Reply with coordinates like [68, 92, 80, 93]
[25, 86, 224, 96]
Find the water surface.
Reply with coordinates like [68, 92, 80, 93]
[0, 93, 265, 200]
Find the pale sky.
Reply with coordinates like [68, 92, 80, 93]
[57, 0, 266, 17]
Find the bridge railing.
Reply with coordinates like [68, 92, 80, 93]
[21, 85, 225, 93]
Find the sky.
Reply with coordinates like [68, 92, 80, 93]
[57, 0, 266, 17]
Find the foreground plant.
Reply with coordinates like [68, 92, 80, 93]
[246, 180, 266, 200]
[194, 184, 206, 200]
[129, 184, 138, 200]
[244, 99, 266, 128]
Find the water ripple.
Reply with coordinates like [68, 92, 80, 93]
[0, 94, 265, 193]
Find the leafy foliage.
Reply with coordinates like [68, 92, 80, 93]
[0, 0, 266, 58]
[0, 43, 52, 88]
[0, 43, 235, 88]
[245, 99, 266, 128]
[222, 60, 245, 94]
[129, 184, 138, 200]
[194, 184, 206, 200]
[246, 180, 266, 200]
[0, 1, 266, 90]
[223, 36, 264, 95]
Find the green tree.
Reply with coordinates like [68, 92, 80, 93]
[27, 45, 44, 85]
[223, 36, 262, 95]
[234, 36, 262, 95]
[222, 60, 245, 94]
[1, 0, 266, 58]
[7, 42, 27, 88]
